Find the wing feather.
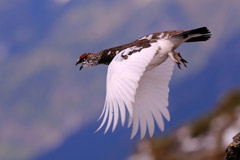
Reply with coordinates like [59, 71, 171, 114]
[112, 95, 119, 132]
[113, 80, 126, 126]
[139, 107, 147, 139]
[96, 102, 109, 132]
[104, 101, 113, 133]
[130, 108, 139, 139]
[146, 103, 155, 137]
[128, 114, 133, 128]
[151, 107, 164, 131]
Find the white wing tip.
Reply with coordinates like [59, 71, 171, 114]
[140, 133, 145, 139]
[121, 120, 125, 126]
[166, 116, 170, 121]
[130, 133, 136, 139]
[95, 125, 102, 133]
[160, 123, 165, 132]
[149, 130, 154, 137]
[112, 125, 117, 132]
[104, 129, 108, 134]
[165, 111, 170, 121]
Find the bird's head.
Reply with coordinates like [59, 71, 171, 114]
[76, 52, 99, 70]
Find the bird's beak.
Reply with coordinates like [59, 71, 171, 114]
[75, 59, 81, 65]
[75, 59, 83, 70]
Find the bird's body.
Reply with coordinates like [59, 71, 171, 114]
[76, 27, 211, 139]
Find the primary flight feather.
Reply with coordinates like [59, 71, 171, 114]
[76, 27, 211, 139]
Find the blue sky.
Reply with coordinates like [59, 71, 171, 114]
[0, 0, 240, 160]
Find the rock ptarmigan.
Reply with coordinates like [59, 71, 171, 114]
[76, 27, 211, 139]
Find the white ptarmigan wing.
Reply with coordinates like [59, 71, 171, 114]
[96, 42, 174, 139]
[96, 42, 161, 133]
[128, 57, 174, 139]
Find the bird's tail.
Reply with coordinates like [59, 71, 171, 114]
[175, 27, 211, 43]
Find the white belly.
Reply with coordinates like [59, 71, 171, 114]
[146, 39, 175, 71]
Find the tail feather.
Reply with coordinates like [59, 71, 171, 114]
[186, 27, 210, 35]
[185, 34, 211, 42]
[175, 27, 211, 42]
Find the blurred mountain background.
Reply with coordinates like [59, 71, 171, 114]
[129, 90, 240, 160]
[0, 0, 239, 160]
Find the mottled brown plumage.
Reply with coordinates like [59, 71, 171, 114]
[76, 27, 210, 69]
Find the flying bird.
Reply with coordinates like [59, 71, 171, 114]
[76, 27, 211, 139]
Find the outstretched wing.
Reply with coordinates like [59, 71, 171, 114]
[128, 57, 174, 139]
[96, 42, 160, 133]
